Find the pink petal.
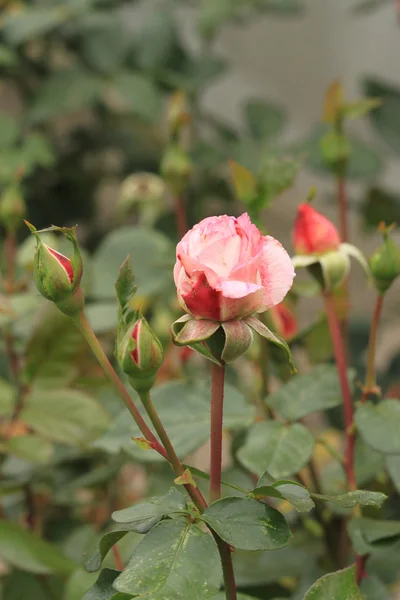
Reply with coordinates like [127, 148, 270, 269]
[219, 280, 262, 298]
[258, 236, 295, 310]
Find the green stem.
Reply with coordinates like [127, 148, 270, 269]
[139, 391, 207, 511]
[361, 294, 384, 403]
[73, 312, 168, 461]
[258, 313, 274, 419]
[210, 362, 225, 503]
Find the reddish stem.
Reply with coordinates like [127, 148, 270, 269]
[338, 176, 348, 243]
[356, 553, 368, 584]
[324, 293, 356, 491]
[361, 294, 384, 403]
[210, 362, 225, 503]
[112, 545, 124, 571]
[174, 195, 188, 239]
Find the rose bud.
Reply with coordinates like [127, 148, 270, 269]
[117, 315, 164, 393]
[174, 213, 295, 322]
[292, 203, 341, 255]
[369, 224, 400, 295]
[26, 222, 84, 316]
[160, 144, 192, 194]
[270, 302, 298, 340]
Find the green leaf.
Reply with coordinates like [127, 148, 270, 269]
[364, 77, 400, 153]
[106, 72, 162, 122]
[386, 454, 400, 493]
[0, 112, 20, 147]
[320, 130, 351, 165]
[85, 524, 142, 573]
[303, 566, 362, 599]
[362, 187, 400, 229]
[355, 437, 384, 486]
[5, 435, 54, 465]
[64, 568, 99, 600]
[92, 227, 173, 300]
[266, 364, 355, 420]
[237, 421, 315, 478]
[355, 399, 400, 454]
[163, 56, 227, 94]
[360, 575, 390, 600]
[299, 126, 383, 179]
[244, 100, 285, 139]
[29, 68, 103, 123]
[253, 478, 315, 512]
[21, 389, 110, 447]
[348, 517, 400, 554]
[115, 256, 137, 325]
[134, 11, 178, 71]
[256, 151, 301, 208]
[2, 570, 62, 600]
[232, 537, 317, 586]
[202, 496, 291, 551]
[0, 520, 75, 575]
[112, 487, 187, 530]
[211, 595, 260, 600]
[342, 98, 382, 120]
[113, 519, 222, 599]
[3, 7, 68, 45]
[24, 308, 86, 388]
[312, 490, 387, 509]
[79, 14, 131, 75]
[95, 381, 253, 460]
[0, 44, 17, 66]
[83, 568, 132, 600]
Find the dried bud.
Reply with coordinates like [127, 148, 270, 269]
[26, 222, 84, 316]
[117, 172, 166, 226]
[293, 203, 341, 256]
[0, 183, 26, 232]
[369, 225, 400, 294]
[117, 315, 164, 393]
[160, 144, 192, 194]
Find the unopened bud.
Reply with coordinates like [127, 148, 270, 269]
[292, 203, 341, 256]
[160, 145, 192, 194]
[369, 224, 400, 294]
[117, 315, 164, 393]
[0, 183, 26, 232]
[26, 222, 84, 316]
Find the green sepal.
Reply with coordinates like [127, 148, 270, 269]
[368, 229, 400, 294]
[171, 315, 223, 365]
[245, 315, 296, 373]
[221, 320, 253, 363]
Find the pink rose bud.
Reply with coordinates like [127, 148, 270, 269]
[174, 213, 295, 321]
[292, 203, 341, 255]
[270, 302, 298, 340]
[27, 222, 84, 316]
[117, 315, 164, 393]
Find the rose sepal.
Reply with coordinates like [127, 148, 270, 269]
[244, 316, 297, 374]
[292, 243, 370, 292]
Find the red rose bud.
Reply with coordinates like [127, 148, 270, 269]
[270, 302, 298, 340]
[117, 315, 164, 393]
[369, 224, 400, 294]
[293, 203, 341, 256]
[26, 222, 84, 316]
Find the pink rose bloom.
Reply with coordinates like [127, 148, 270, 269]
[174, 213, 295, 321]
[293, 203, 341, 255]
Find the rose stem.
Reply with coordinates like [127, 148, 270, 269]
[74, 312, 237, 597]
[174, 194, 188, 239]
[112, 545, 124, 571]
[324, 292, 366, 579]
[209, 361, 237, 599]
[210, 362, 226, 503]
[138, 390, 207, 511]
[361, 294, 384, 403]
[72, 311, 168, 461]
[324, 292, 356, 490]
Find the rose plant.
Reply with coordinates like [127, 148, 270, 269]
[0, 7, 400, 598]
